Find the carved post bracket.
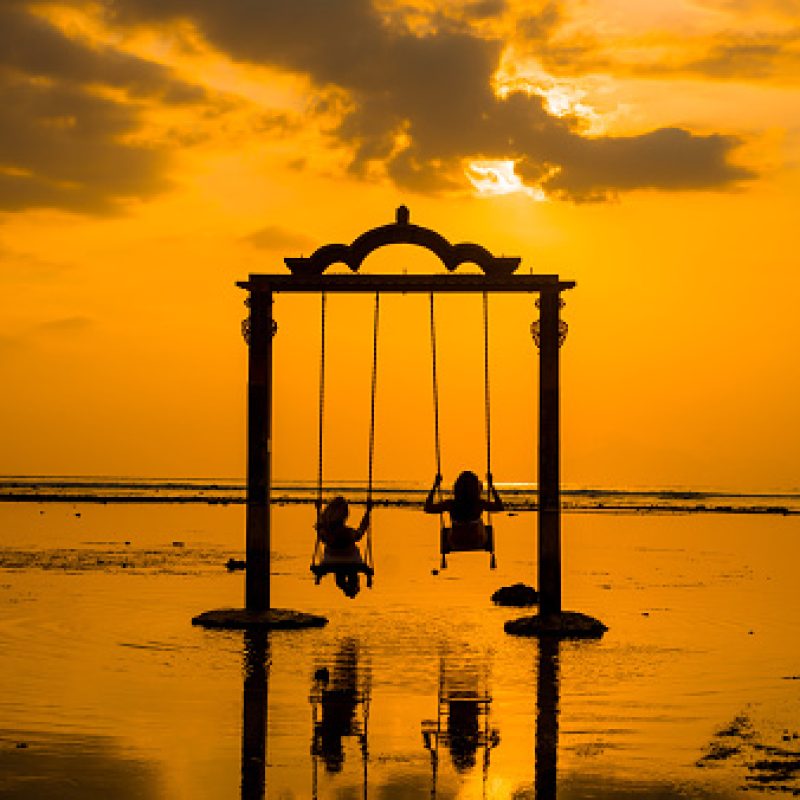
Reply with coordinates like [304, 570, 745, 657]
[530, 296, 568, 349]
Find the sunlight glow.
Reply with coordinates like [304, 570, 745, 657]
[493, 55, 607, 135]
[466, 160, 547, 200]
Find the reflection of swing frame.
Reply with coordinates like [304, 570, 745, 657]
[421, 653, 500, 797]
[237, 206, 574, 618]
[309, 656, 371, 799]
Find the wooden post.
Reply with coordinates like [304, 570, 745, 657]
[538, 288, 561, 618]
[246, 290, 272, 613]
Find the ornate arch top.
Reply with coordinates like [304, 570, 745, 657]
[284, 206, 521, 277]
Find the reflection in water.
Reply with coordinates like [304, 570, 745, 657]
[310, 638, 371, 798]
[241, 631, 269, 800]
[535, 638, 560, 800]
[421, 646, 500, 796]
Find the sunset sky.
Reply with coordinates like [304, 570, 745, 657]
[1, 0, 798, 491]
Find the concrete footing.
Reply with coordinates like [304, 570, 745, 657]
[192, 608, 328, 630]
[504, 610, 607, 639]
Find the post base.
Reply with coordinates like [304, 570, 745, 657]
[192, 607, 328, 630]
[504, 610, 607, 639]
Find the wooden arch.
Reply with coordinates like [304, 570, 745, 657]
[285, 206, 521, 277]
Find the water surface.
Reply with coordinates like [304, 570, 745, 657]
[1, 500, 799, 798]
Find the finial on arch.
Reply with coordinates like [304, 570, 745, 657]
[285, 207, 521, 277]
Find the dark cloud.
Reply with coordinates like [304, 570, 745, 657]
[36, 316, 93, 334]
[463, 0, 508, 20]
[0, 5, 206, 101]
[524, 127, 754, 201]
[0, 3, 215, 214]
[0, 71, 169, 214]
[103, 0, 755, 200]
[680, 32, 800, 80]
[244, 224, 316, 251]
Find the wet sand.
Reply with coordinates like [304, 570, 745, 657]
[1, 502, 799, 798]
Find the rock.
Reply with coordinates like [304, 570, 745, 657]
[192, 607, 328, 630]
[225, 558, 246, 571]
[314, 667, 330, 683]
[491, 583, 539, 607]
[504, 610, 608, 639]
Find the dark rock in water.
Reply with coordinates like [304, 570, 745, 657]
[192, 607, 328, 630]
[226, 558, 246, 571]
[504, 610, 607, 639]
[314, 667, 330, 683]
[491, 583, 539, 607]
[171, 541, 185, 548]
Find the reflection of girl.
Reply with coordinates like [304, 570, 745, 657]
[313, 640, 359, 773]
[447, 698, 480, 772]
[316, 496, 370, 598]
[424, 471, 503, 548]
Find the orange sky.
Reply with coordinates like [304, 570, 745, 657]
[1, 0, 798, 491]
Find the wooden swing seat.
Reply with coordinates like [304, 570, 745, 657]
[439, 521, 496, 569]
[441, 521, 494, 554]
[310, 552, 375, 586]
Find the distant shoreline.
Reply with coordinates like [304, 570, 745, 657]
[0, 483, 796, 517]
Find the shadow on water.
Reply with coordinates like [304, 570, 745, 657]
[241, 630, 269, 800]
[534, 637, 559, 800]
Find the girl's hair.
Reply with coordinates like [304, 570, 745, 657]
[452, 471, 483, 522]
[318, 495, 348, 528]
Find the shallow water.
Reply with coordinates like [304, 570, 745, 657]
[1, 502, 799, 798]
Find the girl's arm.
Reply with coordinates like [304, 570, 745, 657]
[355, 503, 371, 538]
[424, 474, 447, 514]
[484, 474, 504, 512]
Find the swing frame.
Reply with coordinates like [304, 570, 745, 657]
[236, 206, 574, 619]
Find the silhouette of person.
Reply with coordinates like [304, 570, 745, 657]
[424, 471, 503, 549]
[316, 496, 370, 598]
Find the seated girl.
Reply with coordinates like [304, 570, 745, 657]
[316, 496, 371, 598]
[424, 470, 503, 549]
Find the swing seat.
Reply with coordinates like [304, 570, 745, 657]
[311, 551, 374, 587]
[443, 520, 492, 552]
[440, 523, 496, 569]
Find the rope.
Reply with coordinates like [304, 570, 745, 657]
[365, 291, 380, 567]
[429, 293, 445, 533]
[482, 291, 493, 523]
[313, 292, 326, 565]
[429, 293, 442, 480]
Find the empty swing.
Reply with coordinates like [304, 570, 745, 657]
[310, 291, 378, 589]
[426, 292, 500, 570]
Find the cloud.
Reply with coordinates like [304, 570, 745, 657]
[0, 4, 215, 214]
[0, 72, 169, 214]
[35, 316, 93, 334]
[679, 32, 800, 81]
[244, 224, 317, 251]
[102, 0, 755, 200]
